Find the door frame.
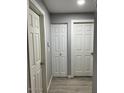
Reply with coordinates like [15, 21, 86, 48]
[51, 23, 68, 77]
[71, 19, 94, 76]
[27, 0, 47, 93]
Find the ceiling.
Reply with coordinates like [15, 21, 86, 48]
[43, 0, 96, 13]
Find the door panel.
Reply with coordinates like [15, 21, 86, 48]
[34, 33, 41, 62]
[54, 56, 60, 76]
[28, 9, 43, 93]
[84, 55, 93, 76]
[33, 75, 36, 93]
[51, 24, 67, 77]
[60, 56, 66, 76]
[71, 22, 94, 76]
[36, 69, 42, 93]
[74, 55, 84, 76]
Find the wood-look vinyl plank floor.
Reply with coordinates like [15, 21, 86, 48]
[48, 77, 92, 93]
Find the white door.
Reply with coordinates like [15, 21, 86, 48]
[28, 9, 43, 93]
[51, 24, 67, 77]
[71, 22, 94, 76]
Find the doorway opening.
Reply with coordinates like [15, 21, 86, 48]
[27, 1, 47, 93]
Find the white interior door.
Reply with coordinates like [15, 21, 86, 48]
[51, 24, 67, 77]
[71, 21, 94, 76]
[28, 9, 43, 93]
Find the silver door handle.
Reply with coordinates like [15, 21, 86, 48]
[91, 52, 94, 55]
[40, 62, 45, 65]
[60, 53, 62, 56]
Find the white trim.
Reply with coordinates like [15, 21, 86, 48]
[71, 19, 94, 76]
[71, 19, 94, 23]
[47, 75, 53, 93]
[68, 75, 74, 79]
[30, 0, 45, 15]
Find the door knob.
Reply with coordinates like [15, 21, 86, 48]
[91, 52, 94, 55]
[60, 53, 62, 56]
[40, 62, 45, 65]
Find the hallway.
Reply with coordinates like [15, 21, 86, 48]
[27, 0, 97, 93]
[48, 77, 92, 93]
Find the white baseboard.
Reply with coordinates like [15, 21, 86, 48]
[68, 75, 74, 79]
[47, 75, 53, 93]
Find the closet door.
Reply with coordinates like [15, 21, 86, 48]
[71, 22, 94, 76]
[51, 24, 67, 77]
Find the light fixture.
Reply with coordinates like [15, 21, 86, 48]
[77, 0, 85, 6]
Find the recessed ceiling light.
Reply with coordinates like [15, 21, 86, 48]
[77, 0, 85, 6]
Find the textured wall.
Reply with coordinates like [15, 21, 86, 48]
[50, 13, 95, 75]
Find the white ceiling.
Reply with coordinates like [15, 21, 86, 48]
[43, 0, 96, 13]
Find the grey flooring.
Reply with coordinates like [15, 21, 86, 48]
[48, 77, 92, 93]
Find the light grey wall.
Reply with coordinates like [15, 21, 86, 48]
[50, 13, 95, 75]
[35, 0, 52, 88]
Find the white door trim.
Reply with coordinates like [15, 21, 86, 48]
[71, 19, 94, 76]
[28, 0, 47, 93]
